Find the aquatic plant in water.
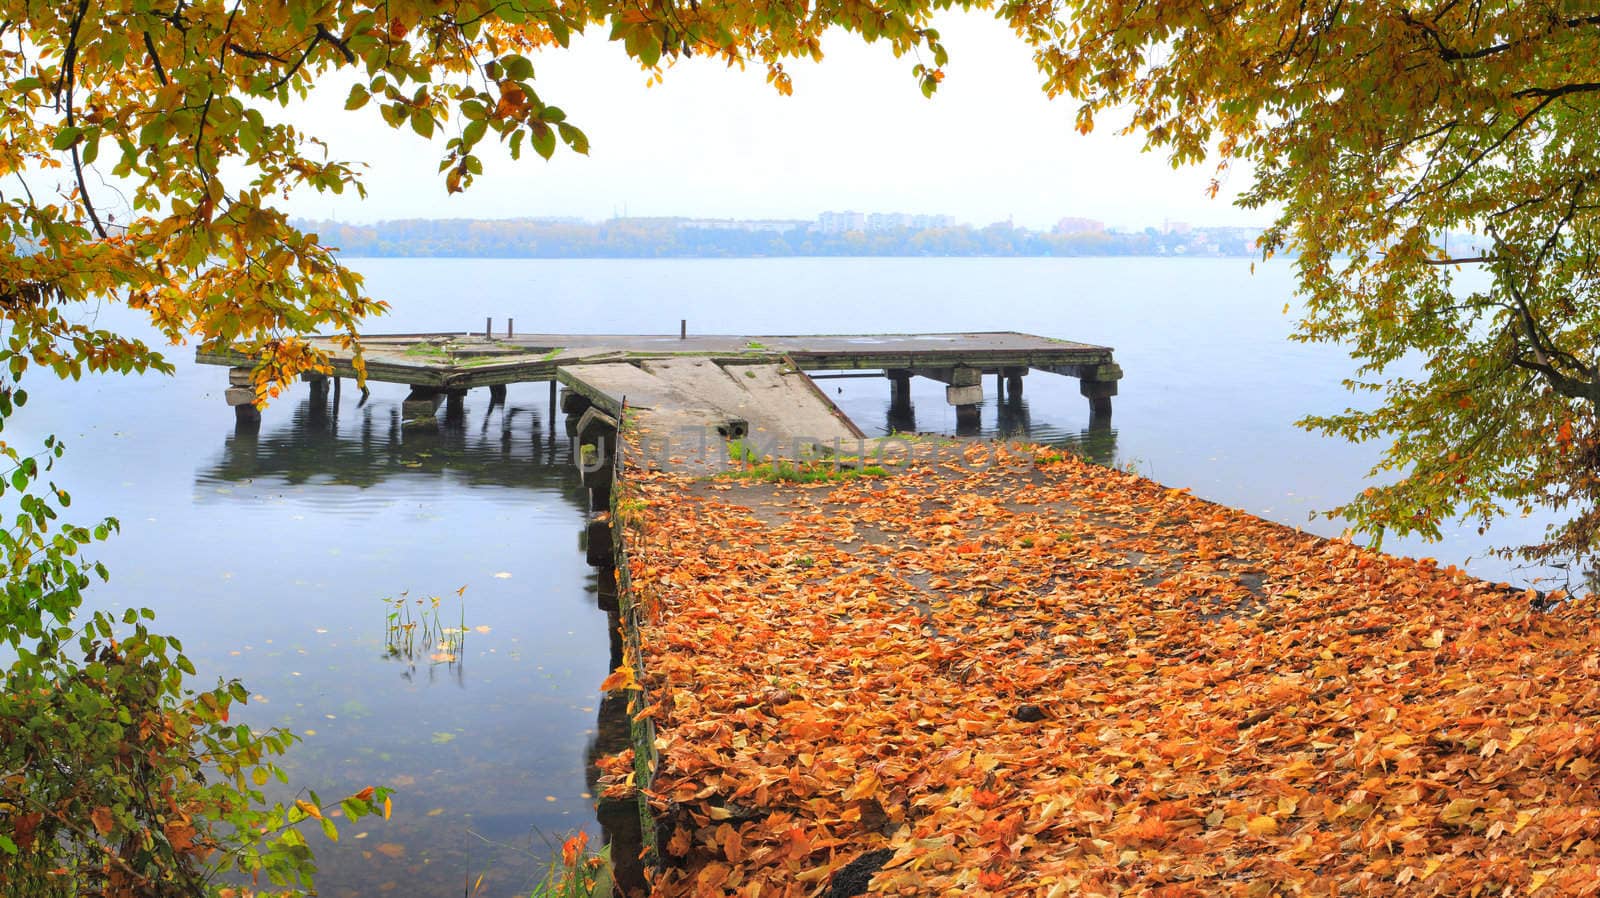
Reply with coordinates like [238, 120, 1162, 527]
[528, 832, 613, 898]
[381, 588, 468, 671]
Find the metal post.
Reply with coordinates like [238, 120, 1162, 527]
[680, 319, 687, 340]
[507, 318, 514, 338]
[485, 316, 492, 338]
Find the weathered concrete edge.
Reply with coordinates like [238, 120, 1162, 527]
[198, 341, 1120, 390]
[609, 427, 662, 870]
[780, 353, 867, 440]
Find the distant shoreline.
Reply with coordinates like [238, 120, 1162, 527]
[298, 216, 1265, 261]
[335, 252, 1268, 261]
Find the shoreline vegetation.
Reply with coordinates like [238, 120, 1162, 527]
[293, 217, 1265, 260]
[599, 440, 1597, 897]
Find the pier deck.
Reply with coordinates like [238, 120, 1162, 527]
[197, 330, 1123, 451]
[197, 331, 1117, 389]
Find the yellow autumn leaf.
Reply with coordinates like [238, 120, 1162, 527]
[842, 770, 880, 802]
[1439, 798, 1478, 826]
[600, 665, 639, 691]
[1245, 815, 1278, 836]
[295, 799, 322, 820]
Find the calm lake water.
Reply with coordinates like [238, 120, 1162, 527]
[12, 257, 1557, 896]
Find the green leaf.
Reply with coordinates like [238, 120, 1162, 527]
[503, 55, 534, 80]
[52, 126, 82, 150]
[635, 28, 662, 67]
[557, 123, 589, 155]
[530, 122, 555, 160]
[345, 84, 370, 110]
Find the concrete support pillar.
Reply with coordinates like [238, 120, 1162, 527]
[576, 407, 618, 514]
[945, 366, 983, 407]
[1076, 362, 1122, 423]
[585, 517, 614, 567]
[955, 404, 982, 435]
[561, 388, 592, 417]
[886, 369, 915, 433]
[304, 374, 330, 426]
[231, 398, 260, 426]
[1081, 378, 1117, 423]
[596, 566, 619, 614]
[225, 367, 260, 425]
[444, 389, 467, 427]
[488, 384, 507, 405]
[1003, 367, 1026, 399]
[402, 386, 442, 422]
[945, 365, 982, 435]
[996, 372, 1005, 401]
[888, 369, 912, 405]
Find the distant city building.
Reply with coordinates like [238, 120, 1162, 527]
[818, 211, 952, 234]
[817, 211, 866, 234]
[678, 218, 809, 233]
[865, 212, 955, 232]
[1053, 217, 1106, 235]
[1207, 226, 1263, 254]
[1163, 219, 1192, 235]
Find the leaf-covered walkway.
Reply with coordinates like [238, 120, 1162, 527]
[601, 443, 1600, 897]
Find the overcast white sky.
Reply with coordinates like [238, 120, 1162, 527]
[286, 10, 1263, 231]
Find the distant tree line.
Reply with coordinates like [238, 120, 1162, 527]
[293, 217, 1263, 259]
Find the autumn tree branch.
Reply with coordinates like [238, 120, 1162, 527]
[1513, 82, 1600, 100]
[61, 0, 107, 240]
[143, 31, 168, 84]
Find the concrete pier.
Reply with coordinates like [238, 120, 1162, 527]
[199, 331, 1123, 441]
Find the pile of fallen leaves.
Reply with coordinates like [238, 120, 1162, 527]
[598, 442, 1600, 897]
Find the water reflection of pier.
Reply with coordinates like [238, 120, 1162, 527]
[585, 567, 648, 895]
[199, 385, 579, 493]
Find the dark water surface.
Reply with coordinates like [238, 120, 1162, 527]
[11, 257, 1556, 897]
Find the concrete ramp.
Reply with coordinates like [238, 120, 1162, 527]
[557, 359, 861, 471]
